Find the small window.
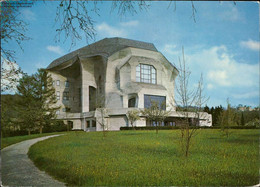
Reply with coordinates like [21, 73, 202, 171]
[63, 91, 69, 100]
[128, 98, 136, 108]
[56, 80, 60, 86]
[62, 107, 70, 112]
[92, 120, 96, 128]
[53, 81, 55, 86]
[56, 91, 60, 100]
[65, 81, 69, 88]
[56, 110, 60, 115]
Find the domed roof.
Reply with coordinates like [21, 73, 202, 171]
[47, 37, 158, 69]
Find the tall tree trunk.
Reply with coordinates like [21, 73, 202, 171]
[131, 122, 135, 130]
[156, 121, 158, 134]
[28, 129, 31, 135]
[39, 126, 42, 134]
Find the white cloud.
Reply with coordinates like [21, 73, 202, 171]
[220, 4, 243, 22]
[120, 20, 139, 27]
[240, 39, 260, 51]
[182, 45, 259, 89]
[46, 46, 64, 55]
[162, 44, 177, 55]
[96, 22, 128, 37]
[207, 83, 214, 90]
[232, 91, 259, 99]
[20, 9, 36, 21]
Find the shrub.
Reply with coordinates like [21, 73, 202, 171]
[120, 125, 259, 131]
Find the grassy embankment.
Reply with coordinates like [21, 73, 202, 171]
[1, 132, 66, 149]
[28, 129, 259, 186]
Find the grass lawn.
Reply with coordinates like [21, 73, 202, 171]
[28, 129, 259, 186]
[1, 132, 67, 149]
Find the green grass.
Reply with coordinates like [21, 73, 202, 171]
[1, 132, 66, 149]
[28, 129, 259, 186]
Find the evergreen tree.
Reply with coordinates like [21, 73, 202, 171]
[241, 112, 245, 126]
[33, 69, 60, 133]
[16, 69, 59, 134]
[16, 75, 39, 135]
[203, 105, 210, 113]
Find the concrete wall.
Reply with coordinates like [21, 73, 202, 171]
[108, 116, 128, 131]
[106, 47, 178, 111]
[71, 119, 82, 130]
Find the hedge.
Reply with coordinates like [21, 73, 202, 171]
[2, 120, 71, 137]
[120, 125, 259, 131]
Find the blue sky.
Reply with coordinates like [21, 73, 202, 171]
[5, 1, 259, 108]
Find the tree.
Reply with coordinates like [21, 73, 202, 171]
[1, 59, 23, 92]
[219, 99, 236, 137]
[1, 1, 31, 62]
[127, 109, 141, 130]
[174, 47, 209, 157]
[241, 112, 245, 126]
[1, 94, 20, 137]
[95, 94, 109, 138]
[16, 75, 39, 135]
[33, 69, 60, 133]
[203, 105, 210, 113]
[141, 100, 170, 134]
[2, 1, 199, 60]
[16, 69, 59, 134]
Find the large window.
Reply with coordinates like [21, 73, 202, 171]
[136, 64, 156, 84]
[144, 94, 166, 110]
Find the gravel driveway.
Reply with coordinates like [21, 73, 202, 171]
[1, 135, 65, 186]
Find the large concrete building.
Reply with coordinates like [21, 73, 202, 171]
[47, 37, 212, 131]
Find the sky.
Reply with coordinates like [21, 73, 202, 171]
[4, 1, 259, 108]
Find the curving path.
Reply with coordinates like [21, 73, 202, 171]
[1, 135, 65, 186]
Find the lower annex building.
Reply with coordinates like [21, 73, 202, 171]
[46, 37, 212, 131]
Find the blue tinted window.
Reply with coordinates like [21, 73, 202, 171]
[144, 94, 166, 110]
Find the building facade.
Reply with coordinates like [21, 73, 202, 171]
[46, 37, 212, 131]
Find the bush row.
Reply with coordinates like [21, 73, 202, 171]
[120, 125, 260, 131]
[2, 120, 71, 137]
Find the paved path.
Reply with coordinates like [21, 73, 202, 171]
[1, 135, 65, 187]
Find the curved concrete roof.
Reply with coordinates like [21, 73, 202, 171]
[47, 37, 158, 69]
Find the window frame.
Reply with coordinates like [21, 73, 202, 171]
[136, 64, 157, 84]
[63, 91, 69, 100]
[65, 81, 69, 88]
[56, 91, 60, 100]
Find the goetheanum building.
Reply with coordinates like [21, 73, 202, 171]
[46, 37, 212, 131]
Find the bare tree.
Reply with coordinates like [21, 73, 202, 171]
[174, 47, 209, 157]
[95, 93, 109, 138]
[126, 109, 141, 130]
[111, 1, 150, 16]
[141, 100, 170, 134]
[1, 1, 31, 62]
[54, 0, 99, 48]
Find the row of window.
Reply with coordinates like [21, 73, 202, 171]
[56, 91, 70, 100]
[53, 64, 156, 89]
[56, 107, 70, 114]
[53, 80, 69, 88]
